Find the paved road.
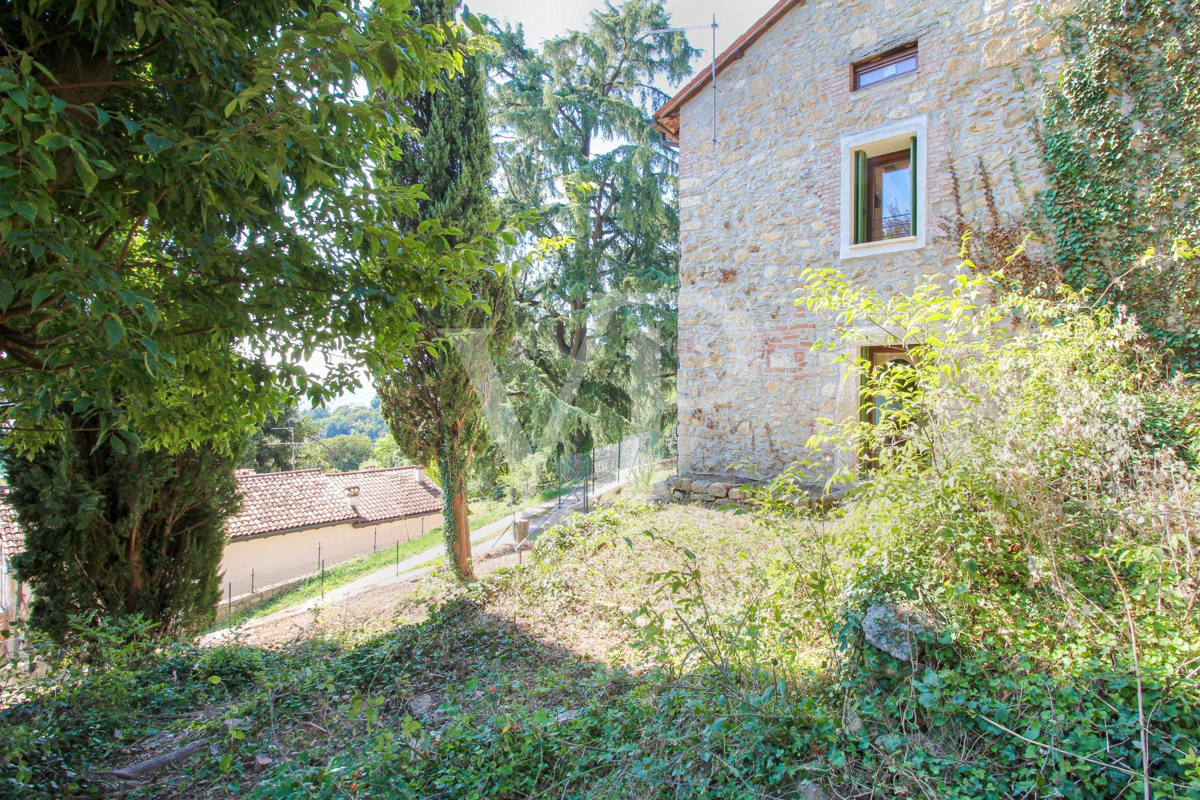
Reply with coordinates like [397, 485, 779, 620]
[205, 480, 624, 642]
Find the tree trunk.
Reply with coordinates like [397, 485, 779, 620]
[438, 420, 474, 582]
[448, 481, 472, 581]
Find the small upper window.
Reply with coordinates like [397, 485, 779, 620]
[853, 44, 918, 91]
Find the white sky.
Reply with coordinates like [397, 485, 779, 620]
[468, 0, 777, 71]
[321, 0, 778, 408]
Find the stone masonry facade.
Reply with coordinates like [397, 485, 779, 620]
[657, 0, 1063, 479]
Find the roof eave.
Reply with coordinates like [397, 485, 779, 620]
[651, 0, 805, 139]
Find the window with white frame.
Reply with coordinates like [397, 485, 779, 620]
[0, 556, 7, 615]
[839, 116, 928, 260]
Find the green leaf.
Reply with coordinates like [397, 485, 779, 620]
[75, 152, 99, 195]
[35, 132, 71, 151]
[0, 280, 12, 311]
[12, 201, 38, 223]
[143, 134, 173, 155]
[104, 317, 125, 346]
[377, 47, 399, 81]
[462, 11, 486, 36]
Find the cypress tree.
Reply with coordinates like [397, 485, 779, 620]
[3, 422, 239, 641]
[376, 0, 512, 581]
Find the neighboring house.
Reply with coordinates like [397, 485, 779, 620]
[0, 487, 28, 649]
[0, 465, 443, 623]
[221, 466, 442, 598]
[652, 0, 1055, 479]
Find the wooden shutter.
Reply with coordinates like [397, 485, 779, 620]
[854, 149, 868, 244]
[909, 136, 918, 237]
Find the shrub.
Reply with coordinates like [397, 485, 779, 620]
[780, 262, 1200, 796]
[3, 425, 239, 642]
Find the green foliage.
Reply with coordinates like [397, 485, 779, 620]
[1033, 0, 1200, 368]
[0, 616, 288, 796]
[319, 433, 374, 473]
[783, 263, 1200, 796]
[369, 433, 410, 468]
[485, 0, 693, 449]
[2, 424, 238, 641]
[312, 404, 390, 441]
[237, 405, 323, 473]
[0, 0, 496, 453]
[375, 0, 514, 581]
[6, 260, 1199, 796]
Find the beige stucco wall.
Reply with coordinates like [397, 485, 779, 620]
[674, 0, 1060, 478]
[219, 512, 441, 596]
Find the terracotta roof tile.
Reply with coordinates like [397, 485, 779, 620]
[327, 467, 442, 525]
[0, 488, 21, 560]
[226, 469, 360, 539]
[0, 466, 444, 548]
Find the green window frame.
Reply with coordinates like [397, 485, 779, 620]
[852, 136, 919, 245]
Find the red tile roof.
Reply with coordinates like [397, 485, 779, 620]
[226, 469, 361, 539]
[0, 488, 21, 560]
[652, 0, 806, 142]
[327, 466, 442, 525]
[0, 466, 444, 548]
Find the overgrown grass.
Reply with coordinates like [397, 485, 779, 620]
[4, 496, 1199, 798]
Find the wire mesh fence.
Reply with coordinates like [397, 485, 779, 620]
[551, 431, 675, 513]
[221, 518, 437, 605]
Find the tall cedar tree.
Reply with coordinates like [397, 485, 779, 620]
[3, 430, 239, 640]
[377, 0, 513, 581]
[487, 1, 695, 451]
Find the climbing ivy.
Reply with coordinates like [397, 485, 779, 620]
[1034, 0, 1200, 369]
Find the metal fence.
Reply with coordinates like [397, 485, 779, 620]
[221, 517, 437, 606]
[552, 431, 674, 513]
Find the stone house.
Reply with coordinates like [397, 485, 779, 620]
[652, 0, 1057, 479]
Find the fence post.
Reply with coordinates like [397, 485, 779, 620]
[320, 559, 325, 600]
[617, 438, 622, 480]
[251, 569, 255, 594]
[675, 422, 681, 477]
[373, 526, 377, 552]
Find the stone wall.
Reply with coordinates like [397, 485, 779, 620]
[673, 0, 1061, 479]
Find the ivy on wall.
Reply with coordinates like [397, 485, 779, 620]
[1034, 0, 1200, 369]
